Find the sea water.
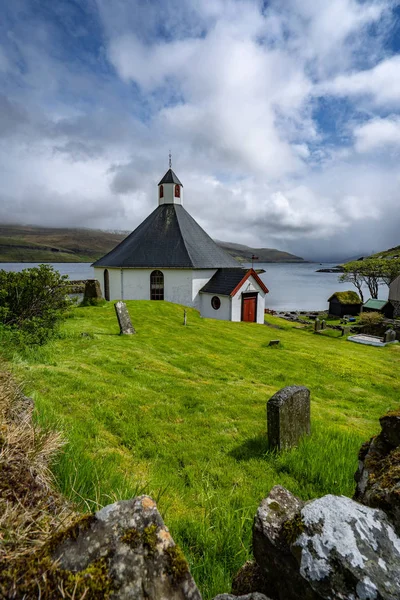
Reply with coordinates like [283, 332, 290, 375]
[0, 262, 387, 312]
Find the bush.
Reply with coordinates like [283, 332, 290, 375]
[359, 311, 384, 327]
[0, 265, 71, 345]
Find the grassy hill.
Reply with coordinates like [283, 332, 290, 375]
[10, 301, 399, 597]
[0, 224, 127, 262]
[0, 224, 304, 263]
[368, 245, 400, 260]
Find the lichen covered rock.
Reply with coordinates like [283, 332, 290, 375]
[253, 485, 400, 600]
[3, 496, 201, 600]
[354, 411, 400, 535]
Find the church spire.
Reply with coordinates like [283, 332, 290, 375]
[158, 159, 183, 206]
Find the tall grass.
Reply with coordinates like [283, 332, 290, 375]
[8, 301, 399, 597]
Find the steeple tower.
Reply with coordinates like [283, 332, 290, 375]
[158, 156, 184, 206]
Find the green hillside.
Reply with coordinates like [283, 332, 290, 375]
[368, 245, 400, 260]
[0, 224, 304, 263]
[11, 301, 399, 597]
[0, 224, 126, 263]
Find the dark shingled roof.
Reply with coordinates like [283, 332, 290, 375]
[200, 268, 269, 296]
[92, 204, 240, 269]
[158, 169, 183, 186]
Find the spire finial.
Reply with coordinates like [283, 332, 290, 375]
[168, 150, 172, 169]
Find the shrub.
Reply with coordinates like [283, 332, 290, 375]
[0, 265, 71, 345]
[359, 311, 384, 328]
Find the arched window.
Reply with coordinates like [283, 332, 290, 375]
[104, 269, 110, 301]
[159, 185, 164, 199]
[174, 184, 180, 198]
[150, 270, 164, 300]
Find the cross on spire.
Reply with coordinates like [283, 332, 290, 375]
[168, 150, 172, 169]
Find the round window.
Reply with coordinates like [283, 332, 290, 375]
[211, 296, 221, 310]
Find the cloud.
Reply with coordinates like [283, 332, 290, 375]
[0, 0, 399, 262]
[318, 55, 400, 107]
[354, 116, 400, 152]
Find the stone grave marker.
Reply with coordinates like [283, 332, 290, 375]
[267, 386, 311, 450]
[268, 340, 280, 347]
[83, 279, 103, 301]
[314, 318, 321, 332]
[384, 329, 397, 343]
[114, 301, 136, 335]
[321, 319, 326, 330]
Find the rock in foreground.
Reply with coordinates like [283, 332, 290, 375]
[354, 410, 400, 535]
[4, 496, 201, 600]
[253, 485, 400, 600]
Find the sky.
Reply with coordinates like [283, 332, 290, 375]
[0, 0, 400, 261]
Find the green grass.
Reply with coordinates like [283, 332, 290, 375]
[7, 301, 400, 597]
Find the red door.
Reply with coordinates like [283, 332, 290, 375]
[242, 295, 257, 322]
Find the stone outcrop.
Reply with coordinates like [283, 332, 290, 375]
[354, 411, 400, 535]
[84, 279, 103, 300]
[3, 496, 201, 600]
[231, 560, 270, 596]
[249, 485, 400, 600]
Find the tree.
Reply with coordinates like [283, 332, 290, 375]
[339, 258, 400, 300]
[0, 264, 71, 345]
[339, 262, 365, 303]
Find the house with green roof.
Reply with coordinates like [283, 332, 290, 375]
[362, 299, 394, 319]
[328, 291, 362, 317]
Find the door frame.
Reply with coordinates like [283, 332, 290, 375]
[241, 292, 258, 322]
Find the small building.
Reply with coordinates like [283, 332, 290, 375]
[362, 299, 394, 319]
[389, 275, 400, 318]
[92, 166, 269, 324]
[199, 267, 268, 323]
[328, 291, 362, 317]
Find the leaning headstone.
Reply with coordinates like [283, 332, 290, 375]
[267, 386, 310, 450]
[114, 301, 136, 335]
[83, 279, 102, 300]
[314, 318, 321, 332]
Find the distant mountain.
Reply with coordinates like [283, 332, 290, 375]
[0, 224, 305, 264]
[216, 240, 305, 263]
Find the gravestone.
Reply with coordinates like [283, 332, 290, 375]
[114, 301, 136, 335]
[321, 319, 326, 330]
[267, 386, 311, 450]
[314, 318, 321, 332]
[268, 340, 280, 347]
[384, 329, 397, 343]
[84, 279, 102, 300]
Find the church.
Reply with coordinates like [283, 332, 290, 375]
[93, 166, 268, 324]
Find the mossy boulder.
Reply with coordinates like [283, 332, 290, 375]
[354, 410, 400, 535]
[3, 496, 201, 600]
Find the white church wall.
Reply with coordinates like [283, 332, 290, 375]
[93, 267, 122, 300]
[165, 270, 193, 306]
[95, 268, 195, 305]
[122, 269, 193, 304]
[191, 270, 218, 308]
[200, 293, 231, 321]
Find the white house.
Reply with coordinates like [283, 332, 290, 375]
[92, 167, 268, 324]
[389, 275, 400, 317]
